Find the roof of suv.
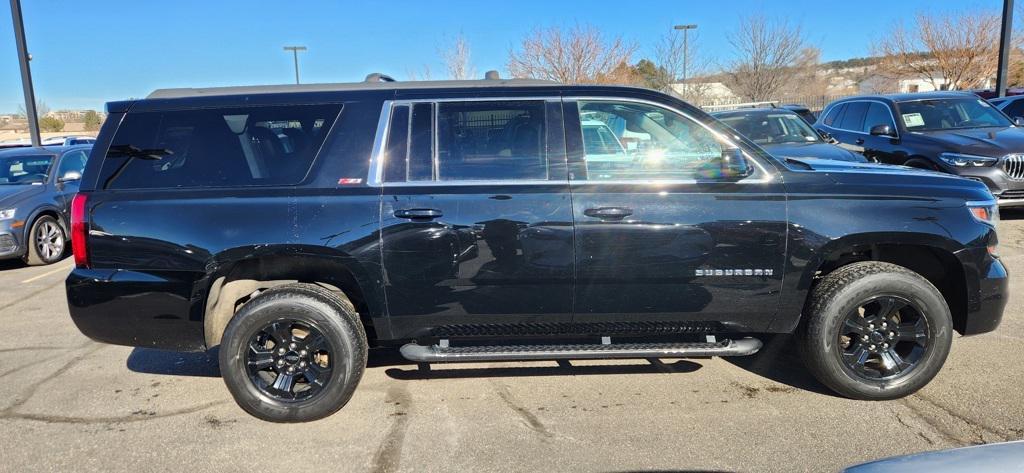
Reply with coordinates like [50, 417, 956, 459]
[148, 77, 560, 99]
[835, 91, 979, 103]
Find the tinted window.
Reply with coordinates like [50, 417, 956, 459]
[56, 150, 88, 177]
[99, 104, 341, 189]
[408, 103, 434, 181]
[838, 102, 868, 131]
[577, 100, 731, 181]
[823, 103, 846, 126]
[383, 105, 410, 182]
[862, 103, 895, 132]
[437, 101, 547, 181]
[717, 112, 819, 145]
[0, 155, 53, 185]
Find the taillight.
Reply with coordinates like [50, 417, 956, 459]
[71, 193, 89, 268]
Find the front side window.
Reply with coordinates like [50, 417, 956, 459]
[56, 150, 88, 177]
[576, 100, 737, 181]
[0, 155, 53, 185]
[897, 98, 1012, 131]
[99, 104, 341, 189]
[862, 103, 896, 132]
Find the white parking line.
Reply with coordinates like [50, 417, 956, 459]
[20, 261, 75, 284]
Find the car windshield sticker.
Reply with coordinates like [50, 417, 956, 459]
[902, 113, 925, 128]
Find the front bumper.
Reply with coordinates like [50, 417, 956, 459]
[0, 223, 25, 259]
[954, 247, 1009, 335]
[946, 162, 1024, 207]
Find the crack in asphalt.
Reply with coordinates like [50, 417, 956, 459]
[898, 394, 1010, 446]
[912, 393, 1012, 443]
[490, 379, 553, 438]
[370, 383, 412, 473]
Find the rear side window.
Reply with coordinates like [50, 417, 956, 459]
[1004, 99, 1024, 119]
[437, 101, 547, 181]
[99, 104, 341, 189]
[837, 102, 868, 131]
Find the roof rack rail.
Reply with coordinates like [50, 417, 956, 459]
[484, 70, 500, 80]
[364, 73, 396, 83]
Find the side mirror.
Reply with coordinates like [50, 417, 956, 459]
[869, 124, 896, 137]
[816, 129, 835, 143]
[1014, 117, 1024, 126]
[719, 147, 752, 178]
[58, 170, 82, 183]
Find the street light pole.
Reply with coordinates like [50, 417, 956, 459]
[283, 46, 307, 84]
[9, 0, 40, 147]
[996, 0, 1015, 98]
[673, 24, 698, 94]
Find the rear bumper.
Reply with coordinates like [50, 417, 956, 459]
[66, 268, 206, 351]
[954, 248, 1009, 335]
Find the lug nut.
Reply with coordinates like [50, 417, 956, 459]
[289, 343, 297, 350]
[881, 322, 888, 328]
[889, 332, 895, 338]
[276, 359, 284, 366]
[299, 361, 307, 368]
[287, 367, 294, 374]
[278, 348, 286, 355]
[300, 350, 308, 357]
[869, 344, 876, 350]
[883, 343, 889, 348]
[861, 335, 869, 342]
[867, 324, 875, 330]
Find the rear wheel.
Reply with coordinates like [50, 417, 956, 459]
[219, 283, 367, 422]
[24, 215, 65, 265]
[799, 261, 952, 400]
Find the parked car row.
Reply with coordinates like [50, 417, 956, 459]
[713, 92, 1024, 207]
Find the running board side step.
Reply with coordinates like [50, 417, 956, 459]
[399, 338, 762, 363]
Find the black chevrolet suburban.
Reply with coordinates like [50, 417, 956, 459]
[66, 75, 1008, 422]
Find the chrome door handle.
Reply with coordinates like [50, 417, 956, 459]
[584, 207, 633, 220]
[394, 208, 443, 220]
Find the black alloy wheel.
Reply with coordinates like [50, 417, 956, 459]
[837, 295, 929, 380]
[246, 319, 334, 402]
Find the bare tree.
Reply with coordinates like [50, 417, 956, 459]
[440, 33, 476, 80]
[16, 100, 49, 119]
[723, 15, 808, 101]
[874, 12, 1003, 90]
[507, 23, 638, 84]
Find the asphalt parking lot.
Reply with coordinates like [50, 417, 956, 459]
[1, 213, 1022, 473]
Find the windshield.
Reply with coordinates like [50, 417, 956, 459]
[717, 112, 820, 145]
[897, 97, 1012, 131]
[0, 155, 54, 185]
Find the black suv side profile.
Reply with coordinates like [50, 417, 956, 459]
[815, 92, 1024, 206]
[66, 77, 1007, 422]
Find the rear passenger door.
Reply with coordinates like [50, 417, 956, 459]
[376, 97, 574, 337]
[564, 96, 787, 331]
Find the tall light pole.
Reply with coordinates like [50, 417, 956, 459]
[283, 46, 307, 84]
[10, 0, 40, 147]
[996, 0, 1014, 97]
[673, 24, 698, 93]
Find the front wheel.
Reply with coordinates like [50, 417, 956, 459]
[799, 261, 953, 400]
[219, 283, 367, 422]
[24, 215, 66, 265]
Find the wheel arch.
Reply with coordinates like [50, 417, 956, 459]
[21, 205, 64, 241]
[201, 245, 385, 349]
[796, 232, 969, 334]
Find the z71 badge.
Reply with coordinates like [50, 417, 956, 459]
[695, 269, 774, 277]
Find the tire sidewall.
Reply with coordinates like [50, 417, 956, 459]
[809, 272, 952, 398]
[219, 293, 364, 422]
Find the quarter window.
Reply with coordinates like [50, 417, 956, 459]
[575, 100, 731, 181]
[823, 104, 846, 127]
[99, 104, 341, 189]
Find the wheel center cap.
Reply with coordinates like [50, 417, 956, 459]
[870, 332, 886, 344]
[283, 352, 301, 364]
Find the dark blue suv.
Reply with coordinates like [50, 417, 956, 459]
[0, 145, 91, 265]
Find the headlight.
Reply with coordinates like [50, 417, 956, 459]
[966, 200, 999, 225]
[938, 153, 997, 167]
[0, 209, 14, 220]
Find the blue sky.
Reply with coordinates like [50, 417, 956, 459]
[0, 0, 1005, 112]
